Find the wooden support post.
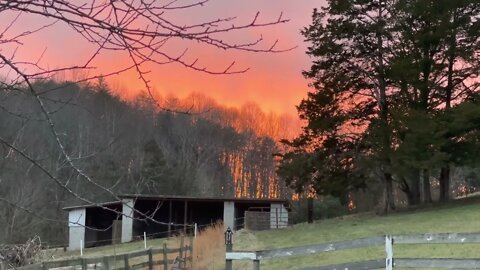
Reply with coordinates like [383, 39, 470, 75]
[188, 235, 194, 265]
[385, 235, 394, 270]
[183, 200, 188, 234]
[81, 259, 87, 270]
[148, 249, 153, 270]
[123, 254, 129, 270]
[275, 208, 279, 229]
[225, 243, 233, 270]
[253, 260, 260, 270]
[103, 256, 110, 270]
[168, 200, 172, 237]
[162, 243, 168, 270]
[179, 236, 185, 260]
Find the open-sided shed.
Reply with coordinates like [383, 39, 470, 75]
[64, 195, 289, 250]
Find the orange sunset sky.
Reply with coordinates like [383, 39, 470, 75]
[5, 0, 326, 116]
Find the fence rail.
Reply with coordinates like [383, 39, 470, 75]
[14, 237, 193, 270]
[226, 232, 480, 269]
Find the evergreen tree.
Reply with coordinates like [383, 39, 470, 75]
[140, 139, 177, 195]
[279, 0, 479, 209]
[280, 0, 399, 211]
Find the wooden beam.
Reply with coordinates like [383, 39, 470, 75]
[256, 236, 384, 260]
[183, 200, 188, 234]
[393, 232, 480, 244]
[168, 200, 172, 237]
[395, 258, 480, 268]
[299, 260, 385, 270]
[225, 252, 257, 260]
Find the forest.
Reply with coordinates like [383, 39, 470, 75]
[0, 79, 295, 244]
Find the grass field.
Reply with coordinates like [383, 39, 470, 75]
[46, 197, 480, 270]
[233, 197, 480, 270]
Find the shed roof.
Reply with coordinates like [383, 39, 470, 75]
[120, 194, 289, 204]
[63, 201, 122, 211]
[63, 194, 289, 211]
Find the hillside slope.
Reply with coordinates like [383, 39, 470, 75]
[234, 197, 480, 270]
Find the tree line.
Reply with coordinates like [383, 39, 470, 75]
[0, 79, 294, 244]
[278, 0, 480, 212]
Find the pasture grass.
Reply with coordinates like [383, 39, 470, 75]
[234, 196, 480, 270]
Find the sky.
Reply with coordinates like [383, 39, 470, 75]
[4, 0, 326, 116]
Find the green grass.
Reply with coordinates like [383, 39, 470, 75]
[234, 197, 480, 270]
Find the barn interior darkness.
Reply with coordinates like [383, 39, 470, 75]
[84, 203, 122, 247]
[132, 198, 225, 238]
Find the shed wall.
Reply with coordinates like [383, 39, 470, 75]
[68, 208, 86, 250]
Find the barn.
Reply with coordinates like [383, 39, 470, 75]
[64, 194, 289, 250]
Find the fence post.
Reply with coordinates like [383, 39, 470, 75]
[225, 227, 233, 270]
[143, 248, 151, 270]
[179, 236, 184, 261]
[225, 243, 233, 270]
[188, 235, 194, 265]
[253, 259, 260, 270]
[385, 235, 393, 270]
[123, 254, 129, 270]
[81, 258, 87, 270]
[163, 243, 168, 270]
[103, 256, 110, 270]
[80, 240, 83, 257]
[144, 232, 147, 250]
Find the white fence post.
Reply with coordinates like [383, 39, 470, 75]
[385, 235, 393, 270]
[144, 232, 147, 249]
[80, 240, 83, 257]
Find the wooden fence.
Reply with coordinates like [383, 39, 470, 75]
[226, 232, 480, 269]
[15, 237, 193, 270]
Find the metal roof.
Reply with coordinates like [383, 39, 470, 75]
[119, 194, 289, 204]
[62, 201, 122, 211]
[63, 194, 289, 211]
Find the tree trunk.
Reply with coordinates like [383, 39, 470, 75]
[422, 169, 432, 203]
[384, 172, 396, 212]
[408, 169, 421, 205]
[376, 7, 395, 214]
[439, 166, 450, 201]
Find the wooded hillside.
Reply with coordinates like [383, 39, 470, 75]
[0, 79, 293, 245]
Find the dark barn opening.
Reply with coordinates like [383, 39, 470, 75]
[84, 203, 122, 247]
[132, 198, 224, 238]
[188, 201, 224, 229]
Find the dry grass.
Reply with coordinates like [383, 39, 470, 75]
[188, 222, 263, 270]
[189, 222, 224, 270]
